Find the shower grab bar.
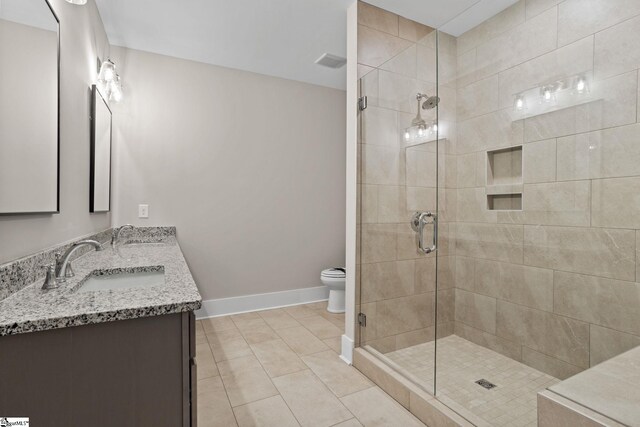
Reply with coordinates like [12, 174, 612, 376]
[411, 211, 437, 254]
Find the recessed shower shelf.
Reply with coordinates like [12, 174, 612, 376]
[486, 146, 523, 211]
[486, 184, 523, 195]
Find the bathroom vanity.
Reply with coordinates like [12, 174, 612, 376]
[0, 229, 201, 427]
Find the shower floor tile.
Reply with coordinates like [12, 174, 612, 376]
[386, 335, 561, 426]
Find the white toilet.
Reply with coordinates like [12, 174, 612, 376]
[321, 268, 346, 313]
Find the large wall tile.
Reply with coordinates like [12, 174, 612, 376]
[557, 124, 640, 181]
[554, 271, 640, 336]
[523, 226, 635, 280]
[358, 25, 413, 68]
[525, 0, 564, 20]
[378, 70, 418, 113]
[454, 322, 522, 361]
[361, 260, 415, 303]
[475, 7, 557, 79]
[362, 106, 397, 147]
[405, 148, 437, 187]
[361, 144, 404, 185]
[521, 347, 584, 379]
[499, 181, 591, 227]
[454, 289, 497, 334]
[398, 16, 434, 42]
[523, 139, 556, 183]
[455, 256, 475, 291]
[376, 293, 435, 337]
[361, 223, 397, 263]
[592, 177, 640, 229]
[590, 325, 640, 366]
[377, 185, 407, 223]
[524, 71, 638, 142]
[475, 259, 553, 311]
[358, 2, 398, 35]
[457, 0, 526, 55]
[498, 36, 594, 110]
[457, 75, 499, 121]
[457, 188, 497, 223]
[457, 109, 523, 154]
[496, 301, 590, 367]
[379, 45, 417, 78]
[456, 49, 477, 88]
[456, 152, 485, 188]
[558, 0, 640, 47]
[595, 15, 640, 80]
[456, 222, 524, 263]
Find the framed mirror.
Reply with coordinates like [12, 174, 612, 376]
[90, 85, 112, 213]
[0, 0, 59, 214]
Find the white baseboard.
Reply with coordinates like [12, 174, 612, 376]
[340, 334, 354, 365]
[195, 285, 329, 319]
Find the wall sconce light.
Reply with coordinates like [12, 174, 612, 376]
[540, 84, 556, 104]
[574, 75, 589, 94]
[514, 94, 526, 112]
[97, 59, 123, 103]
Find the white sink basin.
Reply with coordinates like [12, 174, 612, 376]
[78, 268, 165, 293]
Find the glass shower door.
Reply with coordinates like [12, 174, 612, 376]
[356, 24, 442, 395]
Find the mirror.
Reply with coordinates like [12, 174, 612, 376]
[90, 85, 112, 213]
[0, 0, 59, 214]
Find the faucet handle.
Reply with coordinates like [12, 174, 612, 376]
[42, 263, 59, 290]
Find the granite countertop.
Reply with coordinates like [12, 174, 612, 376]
[0, 237, 202, 336]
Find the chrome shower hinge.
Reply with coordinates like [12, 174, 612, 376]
[358, 96, 368, 111]
[358, 312, 367, 327]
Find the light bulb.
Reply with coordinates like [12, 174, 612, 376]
[98, 60, 117, 84]
[540, 85, 555, 104]
[404, 130, 410, 141]
[432, 123, 438, 132]
[575, 76, 588, 94]
[515, 95, 525, 111]
[418, 127, 424, 137]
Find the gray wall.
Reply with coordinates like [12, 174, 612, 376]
[110, 47, 346, 301]
[0, 0, 111, 264]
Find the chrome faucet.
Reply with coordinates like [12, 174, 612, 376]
[111, 224, 135, 247]
[56, 240, 103, 281]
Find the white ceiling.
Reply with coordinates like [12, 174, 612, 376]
[95, 0, 519, 90]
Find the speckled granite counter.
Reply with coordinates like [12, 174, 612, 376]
[0, 236, 201, 336]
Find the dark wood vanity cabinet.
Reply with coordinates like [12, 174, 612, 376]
[0, 312, 197, 427]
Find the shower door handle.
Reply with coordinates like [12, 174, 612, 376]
[411, 211, 437, 254]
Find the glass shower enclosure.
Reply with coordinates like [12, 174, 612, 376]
[355, 1, 640, 425]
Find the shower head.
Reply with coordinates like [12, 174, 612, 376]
[421, 95, 440, 110]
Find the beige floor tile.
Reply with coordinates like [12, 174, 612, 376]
[298, 315, 343, 340]
[196, 340, 220, 379]
[207, 329, 253, 362]
[276, 326, 331, 355]
[233, 395, 300, 427]
[202, 316, 238, 334]
[198, 376, 238, 427]
[232, 316, 280, 344]
[340, 387, 425, 427]
[258, 309, 301, 330]
[323, 337, 342, 354]
[218, 355, 279, 407]
[284, 304, 319, 319]
[273, 370, 353, 427]
[306, 301, 329, 311]
[318, 311, 346, 330]
[250, 339, 308, 378]
[301, 350, 373, 397]
[230, 311, 262, 323]
[332, 419, 363, 427]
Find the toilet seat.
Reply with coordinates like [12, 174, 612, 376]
[321, 268, 346, 279]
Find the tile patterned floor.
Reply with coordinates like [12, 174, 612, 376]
[386, 335, 561, 427]
[195, 302, 426, 427]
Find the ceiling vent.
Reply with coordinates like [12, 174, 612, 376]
[315, 53, 347, 69]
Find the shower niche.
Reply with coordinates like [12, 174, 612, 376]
[486, 146, 522, 211]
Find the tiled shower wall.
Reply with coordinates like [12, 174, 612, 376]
[356, 2, 458, 353]
[357, 0, 640, 382]
[453, 0, 640, 380]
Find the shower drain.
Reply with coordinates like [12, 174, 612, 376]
[475, 379, 497, 390]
